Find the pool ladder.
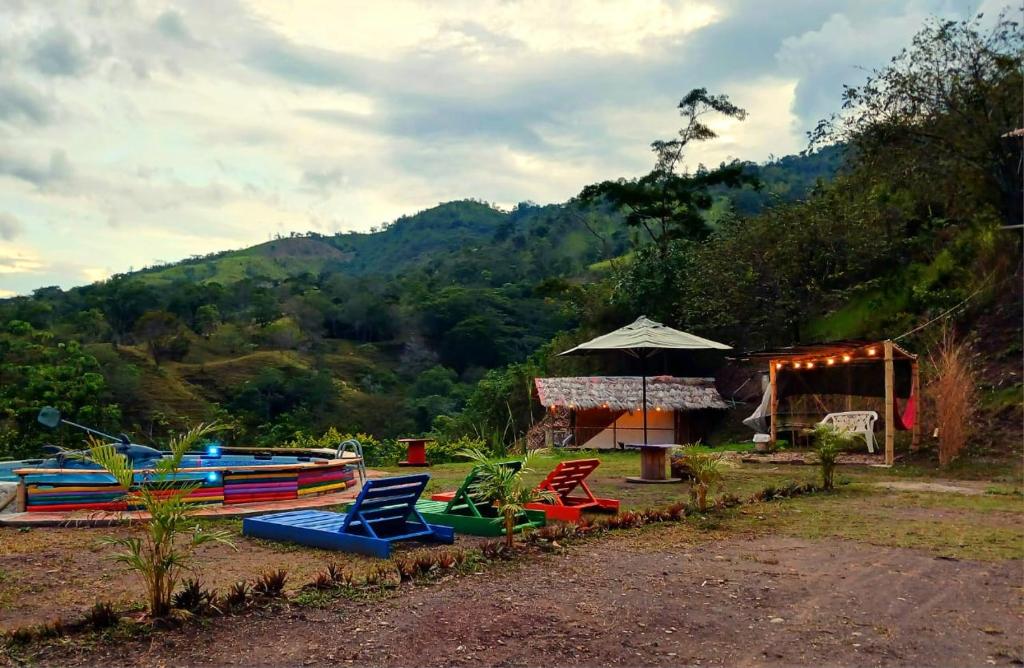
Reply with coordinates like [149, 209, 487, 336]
[336, 439, 367, 484]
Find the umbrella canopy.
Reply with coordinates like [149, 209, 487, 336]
[559, 316, 731, 357]
[558, 316, 731, 443]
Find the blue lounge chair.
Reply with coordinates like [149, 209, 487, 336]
[242, 473, 455, 558]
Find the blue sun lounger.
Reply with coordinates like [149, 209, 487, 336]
[241, 473, 455, 558]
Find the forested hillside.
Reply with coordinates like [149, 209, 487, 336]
[1, 13, 1019, 460]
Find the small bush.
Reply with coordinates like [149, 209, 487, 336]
[253, 569, 288, 598]
[310, 571, 335, 591]
[415, 553, 437, 576]
[395, 556, 419, 582]
[35, 619, 66, 640]
[480, 540, 509, 560]
[426, 436, 486, 464]
[83, 601, 121, 630]
[220, 581, 251, 611]
[680, 446, 730, 512]
[363, 566, 381, 587]
[436, 550, 458, 570]
[172, 579, 217, 614]
[813, 424, 854, 490]
[715, 493, 743, 509]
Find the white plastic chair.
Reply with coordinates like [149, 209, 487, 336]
[819, 411, 879, 453]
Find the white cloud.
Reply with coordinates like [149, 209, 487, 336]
[246, 0, 721, 56]
[0, 243, 45, 275]
[0, 0, 994, 293]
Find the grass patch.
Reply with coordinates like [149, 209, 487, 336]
[733, 486, 1023, 561]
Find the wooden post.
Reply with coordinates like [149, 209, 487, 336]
[769, 360, 778, 444]
[911, 359, 921, 452]
[16, 478, 27, 513]
[884, 341, 895, 466]
[845, 365, 854, 411]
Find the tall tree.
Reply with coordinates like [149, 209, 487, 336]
[577, 88, 759, 254]
[810, 11, 1023, 227]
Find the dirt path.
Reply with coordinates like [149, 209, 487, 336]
[20, 529, 1023, 667]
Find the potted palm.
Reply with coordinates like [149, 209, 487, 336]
[459, 447, 555, 549]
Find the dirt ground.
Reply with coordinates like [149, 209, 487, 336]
[15, 529, 1023, 668]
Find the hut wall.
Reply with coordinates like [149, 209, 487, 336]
[577, 409, 676, 448]
[675, 409, 723, 445]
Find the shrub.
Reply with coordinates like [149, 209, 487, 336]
[310, 571, 335, 591]
[426, 436, 485, 464]
[172, 579, 217, 614]
[84, 601, 120, 630]
[813, 424, 854, 490]
[460, 447, 556, 548]
[480, 540, 509, 560]
[436, 550, 458, 570]
[253, 569, 288, 598]
[395, 556, 418, 582]
[220, 581, 251, 611]
[90, 423, 233, 619]
[928, 328, 978, 466]
[283, 427, 403, 466]
[679, 446, 730, 512]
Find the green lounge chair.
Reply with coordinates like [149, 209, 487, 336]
[415, 461, 546, 536]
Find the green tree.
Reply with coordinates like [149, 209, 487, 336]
[811, 11, 1022, 227]
[0, 322, 120, 458]
[578, 88, 759, 252]
[134, 310, 188, 366]
[194, 304, 221, 337]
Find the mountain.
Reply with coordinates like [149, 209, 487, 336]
[0, 149, 846, 458]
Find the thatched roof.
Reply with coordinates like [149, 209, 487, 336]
[534, 376, 729, 411]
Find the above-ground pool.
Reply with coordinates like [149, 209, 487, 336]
[3, 450, 357, 513]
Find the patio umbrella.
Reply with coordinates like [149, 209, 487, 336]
[558, 316, 731, 444]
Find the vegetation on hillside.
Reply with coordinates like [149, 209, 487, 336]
[0, 12, 1019, 461]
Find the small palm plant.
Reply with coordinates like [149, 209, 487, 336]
[812, 423, 854, 490]
[680, 446, 729, 512]
[89, 423, 234, 618]
[459, 447, 555, 549]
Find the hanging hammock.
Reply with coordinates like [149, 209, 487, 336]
[893, 391, 917, 430]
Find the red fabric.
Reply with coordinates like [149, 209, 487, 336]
[894, 393, 916, 430]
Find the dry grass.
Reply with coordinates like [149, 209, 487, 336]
[927, 327, 979, 466]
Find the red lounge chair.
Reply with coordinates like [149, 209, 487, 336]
[524, 458, 619, 522]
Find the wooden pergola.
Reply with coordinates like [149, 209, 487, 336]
[745, 339, 919, 466]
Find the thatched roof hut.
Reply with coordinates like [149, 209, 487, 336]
[533, 376, 728, 448]
[534, 376, 728, 411]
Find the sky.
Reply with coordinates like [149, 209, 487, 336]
[0, 0, 1005, 296]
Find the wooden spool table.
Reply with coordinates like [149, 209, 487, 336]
[624, 443, 682, 484]
[397, 437, 433, 467]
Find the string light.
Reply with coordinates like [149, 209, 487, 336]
[775, 362, 784, 370]
[842, 354, 852, 362]
[867, 347, 877, 356]
[805, 361, 815, 369]
[826, 358, 836, 366]
[793, 361, 802, 369]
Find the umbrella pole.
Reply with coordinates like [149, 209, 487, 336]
[641, 353, 648, 445]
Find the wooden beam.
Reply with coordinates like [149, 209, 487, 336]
[911, 359, 921, 452]
[769, 360, 778, 444]
[884, 340, 895, 465]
